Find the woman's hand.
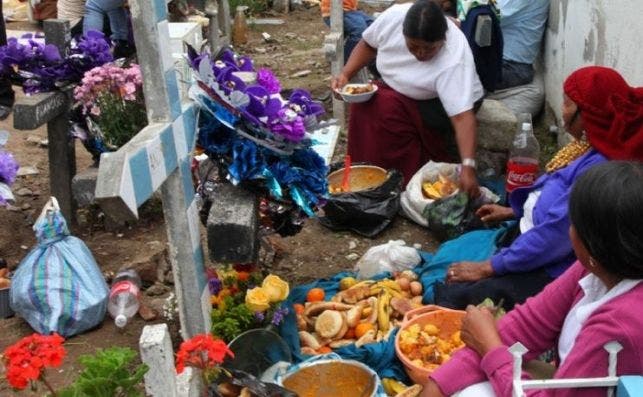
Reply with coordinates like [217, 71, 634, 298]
[420, 379, 446, 397]
[446, 260, 493, 283]
[476, 204, 515, 223]
[459, 166, 480, 198]
[461, 305, 503, 357]
[330, 73, 350, 100]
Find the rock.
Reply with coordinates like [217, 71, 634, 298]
[285, 32, 297, 40]
[15, 187, 33, 196]
[39, 139, 48, 147]
[31, 190, 41, 196]
[262, 32, 273, 43]
[145, 283, 170, 297]
[120, 241, 169, 287]
[348, 240, 357, 250]
[26, 135, 42, 145]
[207, 184, 259, 264]
[20, 203, 32, 211]
[71, 167, 98, 207]
[20, 245, 28, 250]
[290, 70, 312, 78]
[138, 303, 159, 321]
[477, 99, 517, 152]
[16, 166, 39, 177]
[6, 204, 20, 212]
[345, 253, 359, 261]
[255, 47, 267, 54]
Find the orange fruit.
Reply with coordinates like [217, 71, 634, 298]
[306, 288, 325, 302]
[316, 346, 332, 354]
[293, 303, 305, 315]
[355, 323, 375, 339]
[236, 271, 250, 281]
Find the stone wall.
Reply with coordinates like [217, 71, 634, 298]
[543, 0, 643, 142]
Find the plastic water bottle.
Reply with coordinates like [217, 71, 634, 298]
[506, 116, 540, 195]
[108, 269, 141, 328]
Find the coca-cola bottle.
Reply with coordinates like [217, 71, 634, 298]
[506, 118, 540, 195]
[107, 269, 141, 328]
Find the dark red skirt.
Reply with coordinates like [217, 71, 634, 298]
[347, 83, 455, 185]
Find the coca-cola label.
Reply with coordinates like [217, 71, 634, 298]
[109, 280, 140, 299]
[506, 159, 539, 192]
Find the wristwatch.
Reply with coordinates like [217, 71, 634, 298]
[462, 158, 476, 168]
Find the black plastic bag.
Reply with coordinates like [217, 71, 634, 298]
[319, 165, 404, 238]
[423, 192, 486, 241]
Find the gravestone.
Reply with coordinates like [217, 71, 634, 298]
[94, 0, 209, 338]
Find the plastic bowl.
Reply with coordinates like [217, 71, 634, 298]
[327, 165, 388, 194]
[338, 83, 378, 103]
[395, 305, 466, 384]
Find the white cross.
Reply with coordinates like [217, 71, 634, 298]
[95, 0, 210, 339]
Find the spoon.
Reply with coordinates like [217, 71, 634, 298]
[341, 155, 352, 192]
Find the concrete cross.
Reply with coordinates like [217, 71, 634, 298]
[94, 0, 210, 338]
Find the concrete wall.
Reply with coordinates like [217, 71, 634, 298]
[543, 0, 643, 124]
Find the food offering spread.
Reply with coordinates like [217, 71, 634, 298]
[295, 271, 424, 355]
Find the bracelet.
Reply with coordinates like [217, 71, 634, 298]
[462, 158, 476, 168]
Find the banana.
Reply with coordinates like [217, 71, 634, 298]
[378, 291, 391, 332]
[382, 378, 408, 396]
[381, 378, 396, 396]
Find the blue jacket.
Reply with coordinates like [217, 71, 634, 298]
[461, 5, 504, 92]
[490, 149, 606, 278]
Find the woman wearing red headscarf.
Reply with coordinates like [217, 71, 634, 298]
[431, 66, 643, 313]
[418, 67, 643, 397]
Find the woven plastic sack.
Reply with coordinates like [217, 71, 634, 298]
[10, 197, 109, 336]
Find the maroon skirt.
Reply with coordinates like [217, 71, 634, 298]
[347, 83, 456, 185]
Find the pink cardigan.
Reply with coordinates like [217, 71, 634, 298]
[431, 261, 643, 397]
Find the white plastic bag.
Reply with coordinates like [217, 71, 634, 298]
[355, 240, 421, 279]
[400, 161, 460, 227]
[400, 161, 500, 227]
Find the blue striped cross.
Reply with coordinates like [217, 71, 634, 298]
[95, 0, 210, 338]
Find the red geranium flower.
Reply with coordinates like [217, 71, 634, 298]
[2, 333, 66, 390]
[175, 334, 233, 374]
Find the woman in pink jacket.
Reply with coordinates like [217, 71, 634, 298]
[421, 160, 643, 397]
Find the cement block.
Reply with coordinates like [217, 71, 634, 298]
[139, 324, 177, 397]
[176, 367, 203, 397]
[476, 99, 517, 152]
[207, 183, 259, 263]
[72, 167, 99, 207]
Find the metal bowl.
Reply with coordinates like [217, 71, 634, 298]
[327, 165, 388, 194]
[280, 359, 378, 397]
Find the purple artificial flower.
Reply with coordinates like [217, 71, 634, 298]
[269, 108, 306, 142]
[256, 68, 281, 95]
[271, 307, 289, 326]
[289, 89, 325, 118]
[208, 277, 223, 296]
[0, 151, 19, 186]
[216, 67, 247, 96]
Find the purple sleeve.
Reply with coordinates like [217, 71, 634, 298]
[490, 188, 572, 275]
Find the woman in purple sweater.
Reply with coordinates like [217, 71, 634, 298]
[422, 160, 643, 397]
[433, 66, 643, 311]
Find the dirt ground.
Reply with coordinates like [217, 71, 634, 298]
[0, 4, 437, 394]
